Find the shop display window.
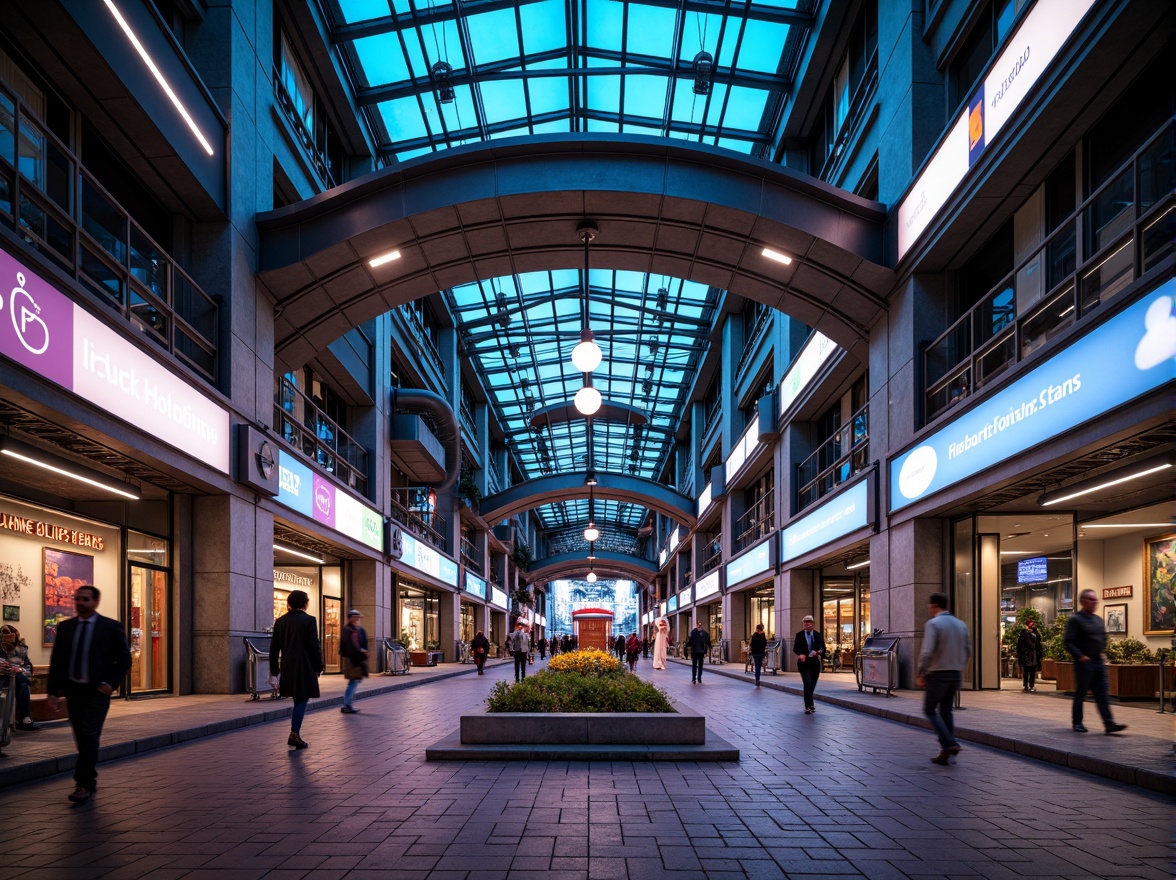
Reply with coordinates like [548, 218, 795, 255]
[399, 583, 439, 650]
[459, 601, 475, 643]
[322, 596, 341, 673]
[747, 588, 774, 639]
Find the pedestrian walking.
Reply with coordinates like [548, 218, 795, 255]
[508, 622, 530, 682]
[641, 635, 649, 659]
[1065, 589, 1127, 734]
[1017, 619, 1042, 692]
[652, 618, 669, 669]
[537, 636, 547, 659]
[625, 632, 641, 672]
[46, 585, 131, 803]
[471, 630, 490, 674]
[749, 623, 767, 687]
[793, 615, 825, 712]
[340, 610, 368, 714]
[916, 592, 971, 765]
[269, 590, 323, 749]
[688, 622, 711, 683]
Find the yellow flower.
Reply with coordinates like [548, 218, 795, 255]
[547, 648, 624, 677]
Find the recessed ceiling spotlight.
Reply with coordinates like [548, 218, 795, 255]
[369, 249, 401, 268]
[762, 247, 793, 265]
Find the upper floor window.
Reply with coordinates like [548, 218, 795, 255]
[810, 1, 877, 178]
[274, 27, 346, 189]
[950, 0, 1019, 112]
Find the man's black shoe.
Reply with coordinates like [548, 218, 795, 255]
[1072, 723, 1088, 732]
[15, 721, 40, 731]
[67, 786, 91, 804]
[1105, 723, 1127, 734]
[930, 750, 950, 766]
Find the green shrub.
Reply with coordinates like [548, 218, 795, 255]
[486, 668, 673, 713]
[1042, 632, 1070, 662]
[1106, 637, 1156, 664]
[1002, 606, 1046, 648]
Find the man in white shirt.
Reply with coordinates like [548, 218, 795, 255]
[509, 623, 530, 682]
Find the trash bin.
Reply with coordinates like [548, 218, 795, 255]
[764, 640, 782, 675]
[383, 638, 411, 675]
[244, 637, 284, 701]
[855, 632, 900, 696]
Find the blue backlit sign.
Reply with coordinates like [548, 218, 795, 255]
[781, 479, 872, 563]
[891, 282, 1176, 511]
[667, 594, 678, 613]
[464, 571, 487, 599]
[726, 539, 774, 587]
[398, 531, 459, 587]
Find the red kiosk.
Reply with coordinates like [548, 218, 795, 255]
[570, 607, 615, 652]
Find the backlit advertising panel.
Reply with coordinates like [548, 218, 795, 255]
[276, 449, 383, 551]
[781, 479, 871, 563]
[890, 281, 1176, 512]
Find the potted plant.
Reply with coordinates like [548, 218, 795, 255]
[457, 462, 482, 510]
[1038, 613, 1069, 682]
[512, 543, 533, 571]
[514, 587, 534, 607]
[1105, 638, 1168, 699]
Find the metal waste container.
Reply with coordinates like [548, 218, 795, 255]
[856, 632, 900, 696]
[383, 638, 411, 675]
[244, 637, 284, 701]
[764, 639, 782, 675]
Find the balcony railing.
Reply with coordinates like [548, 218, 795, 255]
[736, 305, 772, 377]
[274, 376, 369, 495]
[460, 535, 483, 575]
[796, 404, 869, 511]
[272, 68, 337, 190]
[0, 81, 220, 385]
[398, 304, 445, 377]
[734, 487, 775, 555]
[701, 533, 723, 574]
[923, 122, 1174, 423]
[701, 396, 722, 438]
[390, 488, 449, 553]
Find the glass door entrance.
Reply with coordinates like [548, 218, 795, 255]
[128, 564, 168, 692]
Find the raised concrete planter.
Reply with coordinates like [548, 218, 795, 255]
[461, 701, 704, 745]
[427, 700, 738, 761]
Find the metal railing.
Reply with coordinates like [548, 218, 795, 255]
[274, 376, 369, 495]
[923, 121, 1174, 423]
[734, 488, 775, 554]
[701, 534, 723, 574]
[736, 305, 772, 377]
[460, 535, 483, 575]
[796, 404, 869, 511]
[0, 81, 220, 385]
[701, 397, 722, 438]
[390, 488, 449, 552]
[272, 67, 338, 190]
[398, 304, 446, 377]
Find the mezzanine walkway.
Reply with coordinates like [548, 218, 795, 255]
[0, 654, 1171, 879]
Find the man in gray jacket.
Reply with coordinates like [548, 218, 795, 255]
[916, 592, 970, 766]
[1064, 589, 1127, 734]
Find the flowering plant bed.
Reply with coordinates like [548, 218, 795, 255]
[486, 649, 672, 713]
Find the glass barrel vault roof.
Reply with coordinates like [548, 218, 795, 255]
[323, 0, 812, 162]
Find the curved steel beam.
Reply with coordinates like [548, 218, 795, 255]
[528, 549, 657, 584]
[257, 136, 892, 373]
[481, 471, 696, 529]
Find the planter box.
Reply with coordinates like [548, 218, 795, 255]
[1040, 659, 1056, 681]
[1107, 664, 1175, 700]
[461, 701, 703, 745]
[1054, 661, 1074, 693]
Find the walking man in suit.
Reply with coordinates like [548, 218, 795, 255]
[47, 585, 131, 804]
[687, 621, 711, 683]
[793, 615, 825, 713]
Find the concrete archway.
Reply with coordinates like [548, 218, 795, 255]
[481, 472, 696, 530]
[257, 136, 892, 373]
[528, 549, 656, 584]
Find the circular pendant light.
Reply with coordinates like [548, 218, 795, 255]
[574, 383, 602, 416]
[571, 328, 602, 373]
[583, 522, 600, 543]
[586, 570, 597, 583]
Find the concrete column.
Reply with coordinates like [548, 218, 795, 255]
[778, 567, 815, 671]
[876, 517, 946, 687]
[192, 494, 273, 694]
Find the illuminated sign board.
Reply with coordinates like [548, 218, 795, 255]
[781, 479, 872, 563]
[659, 601, 667, 616]
[891, 281, 1176, 511]
[669, 527, 680, 551]
[678, 586, 692, 606]
[667, 594, 678, 613]
[694, 570, 720, 600]
[779, 332, 838, 417]
[697, 481, 713, 517]
[276, 449, 383, 551]
[397, 530, 458, 587]
[726, 538, 774, 587]
[464, 571, 487, 599]
[725, 413, 760, 479]
[0, 248, 230, 472]
[490, 587, 509, 609]
[897, 0, 1097, 258]
[1017, 556, 1048, 585]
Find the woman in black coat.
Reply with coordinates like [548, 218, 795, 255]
[471, 630, 491, 675]
[270, 590, 323, 748]
[1016, 619, 1043, 692]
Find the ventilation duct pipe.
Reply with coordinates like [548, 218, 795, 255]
[390, 387, 461, 491]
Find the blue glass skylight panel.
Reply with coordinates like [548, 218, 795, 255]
[717, 137, 755, 154]
[721, 86, 770, 130]
[519, 0, 566, 54]
[588, 75, 622, 114]
[468, 8, 522, 64]
[622, 74, 665, 117]
[481, 79, 527, 123]
[584, 0, 624, 47]
[526, 71, 570, 116]
[737, 21, 793, 73]
[337, 0, 390, 24]
[624, 5, 676, 56]
[355, 35, 410, 86]
[380, 98, 430, 141]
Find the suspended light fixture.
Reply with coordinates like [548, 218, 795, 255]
[586, 570, 597, 584]
[692, 51, 713, 96]
[570, 222, 602, 372]
[583, 487, 600, 543]
[587, 541, 597, 561]
[432, 61, 455, 104]
[574, 376, 602, 416]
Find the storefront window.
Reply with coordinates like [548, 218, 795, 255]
[128, 564, 167, 692]
[705, 602, 722, 644]
[399, 582, 439, 650]
[273, 566, 319, 627]
[460, 601, 475, 643]
[322, 596, 341, 673]
[821, 582, 854, 661]
[747, 587, 774, 638]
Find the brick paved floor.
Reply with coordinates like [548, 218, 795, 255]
[0, 658, 1170, 880]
